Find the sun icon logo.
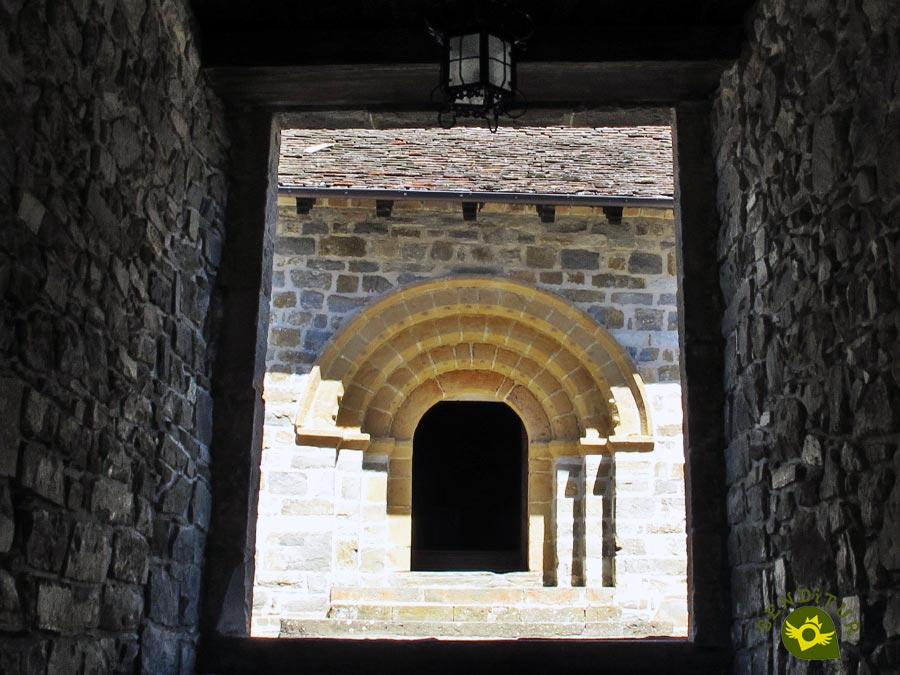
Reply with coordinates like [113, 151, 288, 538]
[781, 607, 840, 660]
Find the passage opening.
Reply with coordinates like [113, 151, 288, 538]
[411, 401, 527, 573]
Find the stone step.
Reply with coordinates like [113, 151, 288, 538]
[329, 586, 616, 606]
[383, 571, 544, 587]
[327, 601, 622, 623]
[281, 617, 675, 640]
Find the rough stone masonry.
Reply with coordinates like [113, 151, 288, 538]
[0, 0, 228, 673]
[712, 0, 900, 672]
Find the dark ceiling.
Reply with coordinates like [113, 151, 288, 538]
[190, 0, 756, 67]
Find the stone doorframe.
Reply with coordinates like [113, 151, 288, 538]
[291, 277, 655, 586]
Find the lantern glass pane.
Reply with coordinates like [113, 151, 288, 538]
[460, 58, 480, 85]
[487, 35, 512, 91]
[461, 33, 480, 59]
[488, 34, 505, 60]
[448, 34, 481, 87]
[448, 35, 462, 60]
[488, 59, 510, 90]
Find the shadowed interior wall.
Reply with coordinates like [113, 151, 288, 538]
[712, 0, 900, 671]
[0, 0, 228, 673]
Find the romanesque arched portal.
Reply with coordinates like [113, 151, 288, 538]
[291, 277, 654, 585]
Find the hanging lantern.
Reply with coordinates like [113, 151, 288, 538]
[427, 0, 533, 132]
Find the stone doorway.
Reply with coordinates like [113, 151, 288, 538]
[411, 401, 527, 573]
[252, 276, 688, 638]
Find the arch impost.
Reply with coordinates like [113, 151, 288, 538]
[547, 440, 581, 458]
[295, 427, 370, 451]
[578, 431, 610, 455]
[577, 431, 655, 454]
[607, 435, 655, 452]
[367, 438, 397, 456]
[293, 365, 370, 450]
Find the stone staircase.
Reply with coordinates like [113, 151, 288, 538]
[279, 572, 677, 639]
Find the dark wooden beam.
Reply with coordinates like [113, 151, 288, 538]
[205, 60, 731, 109]
[197, 25, 743, 67]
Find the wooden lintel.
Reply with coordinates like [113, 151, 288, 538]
[205, 61, 732, 110]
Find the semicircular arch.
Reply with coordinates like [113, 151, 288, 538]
[311, 277, 652, 442]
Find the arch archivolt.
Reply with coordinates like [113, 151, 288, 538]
[306, 277, 652, 446]
[290, 277, 654, 578]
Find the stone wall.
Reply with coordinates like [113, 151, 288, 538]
[712, 0, 900, 671]
[0, 0, 228, 673]
[252, 198, 687, 637]
[266, 198, 680, 384]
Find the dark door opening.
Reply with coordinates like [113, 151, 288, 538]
[411, 401, 527, 572]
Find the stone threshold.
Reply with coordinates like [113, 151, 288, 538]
[280, 618, 678, 640]
[272, 572, 682, 639]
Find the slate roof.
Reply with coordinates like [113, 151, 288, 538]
[278, 127, 673, 198]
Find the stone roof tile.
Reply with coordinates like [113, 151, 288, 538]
[279, 127, 673, 198]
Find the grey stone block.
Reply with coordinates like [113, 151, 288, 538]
[19, 444, 65, 505]
[326, 295, 368, 314]
[148, 567, 180, 626]
[610, 291, 654, 305]
[561, 249, 600, 270]
[26, 509, 69, 573]
[140, 623, 180, 675]
[160, 475, 192, 518]
[36, 581, 100, 632]
[362, 275, 393, 293]
[0, 480, 12, 553]
[267, 472, 308, 496]
[290, 270, 332, 290]
[190, 479, 212, 530]
[276, 236, 315, 255]
[299, 290, 325, 309]
[272, 291, 297, 308]
[320, 236, 366, 257]
[592, 274, 645, 289]
[633, 308, 664, 330]
[0, 570, 22, 631]
[336, 274, 359, 293]
[349, 260, 378, 273]
[525, 246, 556, 269]
[0, 378, 24, 476]
[588, 306, 624, 329]
[100, 583, 144, 630]
[64, 521, 112, 582]
[91, 478, 133, 525]
[627, 252, 663, 274]
[111, 530, 149, 584]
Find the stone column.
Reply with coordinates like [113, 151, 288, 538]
[583, 454, 606, 587]
[386, 443, 412, 571]
[333, 448, 364, 585]
[359, 455, 389, 580]
[527, 456, 551, 578]
[553, 456, 584, 587]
